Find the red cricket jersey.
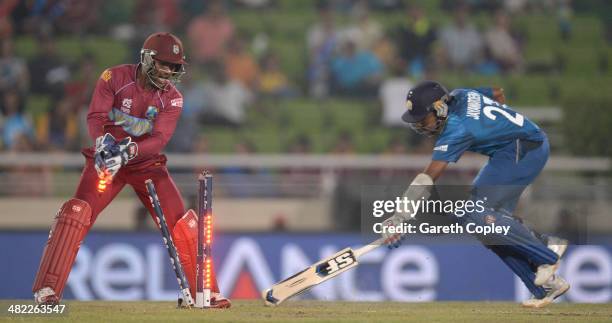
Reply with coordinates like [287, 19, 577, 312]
[84, 64, 183, 166]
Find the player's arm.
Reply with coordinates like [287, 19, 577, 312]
[136, 95, 182, 159]
[423, 160, 448, 182]
[472, 86, 506, 104]
[87, 69, 115, 140]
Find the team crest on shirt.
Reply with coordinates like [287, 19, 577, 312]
[146, 106, 159, 120]
[121, 98, 133, 113]
[101, 69, 112, 82]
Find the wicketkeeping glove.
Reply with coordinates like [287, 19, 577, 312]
[94, 134, 138, 180]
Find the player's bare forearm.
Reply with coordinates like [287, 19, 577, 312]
[424, 160, 448, 182]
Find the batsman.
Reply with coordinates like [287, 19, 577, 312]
[385, 81, 570, 308]
[32, 32, 230, 308]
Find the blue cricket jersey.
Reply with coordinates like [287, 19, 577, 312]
[432, 88, 545, 162]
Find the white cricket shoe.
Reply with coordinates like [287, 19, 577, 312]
[534, 261, 559, 286]
[34, 287, 59, 305]
[534, 236, 568, 285]
[522, 275, 570, 308]
[547, 236, 568, 259]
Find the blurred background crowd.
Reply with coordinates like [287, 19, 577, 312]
[0, 0, 610, 156]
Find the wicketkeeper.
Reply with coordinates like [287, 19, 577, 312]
[32, 32, 230, 308]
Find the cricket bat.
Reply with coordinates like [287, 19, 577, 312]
[262, 238, 384, 306]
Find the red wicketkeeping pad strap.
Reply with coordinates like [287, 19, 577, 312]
[32, 199, 91, 297]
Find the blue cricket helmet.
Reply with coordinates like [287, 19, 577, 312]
[401, 81, 449, 123]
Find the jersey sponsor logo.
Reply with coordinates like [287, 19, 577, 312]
[171, 98, 183, 108]
[121, 98, 133, 113]
[466, 92, 481, 120]
[100, 69, 112, 82]
[434, 145, 448, 152]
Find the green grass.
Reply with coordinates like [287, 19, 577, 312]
[2, 300, 612, 322]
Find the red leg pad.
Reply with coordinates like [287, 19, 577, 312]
[32, 198, 91, 298]
[173, 209, 220, 296]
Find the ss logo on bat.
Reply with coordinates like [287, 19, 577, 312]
[316, 251, 355, 277]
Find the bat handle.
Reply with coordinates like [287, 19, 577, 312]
[353, 238, 385, 258]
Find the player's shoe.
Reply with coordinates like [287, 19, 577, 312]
[547, 236, 568, 259]
[534, 237, 568, 285]
[34, 287, 59, 305]
[210, 293, 231, 309]
[534, 260, 559, 286]
[522, 275, 570, 308]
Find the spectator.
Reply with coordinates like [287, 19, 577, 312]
[557, 0, 573, 41]
[287, 134, 312, 154]
[0, 0, 17, 38]
[47, 97, 78, 150]
[341, 2, 382, 51]
[1, 90, 33, 150]
[224, 35, 259, 89]
[485, 10, 524, 73]
[384, 135, 408, 155]
[167, 71, 207, 152]
[307, 2, 339, 98]
[372, 34, 397, 71]
[187, 0, 235, 64]
[437, 4, 483, 72]
[503, 0, 529, 14]
[20, 1, 66, 36]
[221, 139, 260, 197]
[394, 4, 436, 77]
[331, 40, 383, 96]
[129, 0, 175, 61]
[64, 54, 97, 149]
[28, 35, 70, 99]
[331, 131, 356, 154]
[0, 39, 29, 95]
[258, 52, 295, 97]
[50, 56, 96, 151]
[282, 135, 318, 196]
[201, 62, 253, 126]
[54, 0, 101, 35]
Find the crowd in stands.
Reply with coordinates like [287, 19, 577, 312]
[0, 0, 604, 156]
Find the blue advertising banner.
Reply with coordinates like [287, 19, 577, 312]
[1, 232, 611, 303]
